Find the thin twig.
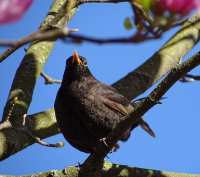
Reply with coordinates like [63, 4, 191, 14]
[0, 28, 78, 63]
[0, 28, 78, 47]
[0, 17, 186, 64]
[0, 107, 64, 147]
[25, 129, 64, 148]
[40, 72, 62, 84]
[186, 74, 200, 80]
[0, 29, 155, 63]
[77, 0, 129, 5]
[66, 32, 157, 44]
[131, 1, 188, 37]
[180, 74, 200, 82]
[21, 114, 64, 148]
[132, 1, 154, 27]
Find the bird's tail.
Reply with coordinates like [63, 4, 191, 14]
[139, 118, 156, 137]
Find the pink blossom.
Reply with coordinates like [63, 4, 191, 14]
[0, 0, 33, 24]
[158, 0, 200, 14]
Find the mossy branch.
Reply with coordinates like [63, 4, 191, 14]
[2, 0, 77, 124]
[0, 0, 77, 161]
[113, 14, 200, 100]
[1, 161, 200, 177]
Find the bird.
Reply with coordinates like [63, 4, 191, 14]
[54, 51, 155, 153]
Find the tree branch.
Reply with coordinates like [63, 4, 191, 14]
[0, 28, 78, 63]
[113, 14, 200, 100]
[0, 109, 59, 161]
[77, 0, 130, 6]
[40, 72, 62, 84]
[0, 0, 77, 160]
[180, 73, 200, 82]
[0, 28, 77, 47]
[1, 0, 77, 122]
[66, 32, 157, 44]
[18, 114, 64, 148]
[0, 4, 189, 63]
[1, 161, 200, 177]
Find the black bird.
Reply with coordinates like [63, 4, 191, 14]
[54, 52, 155, 153]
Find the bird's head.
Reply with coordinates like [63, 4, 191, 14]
[63, 52, 92, 81]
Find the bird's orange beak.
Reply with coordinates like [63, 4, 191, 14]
[72, 51, 83, 65]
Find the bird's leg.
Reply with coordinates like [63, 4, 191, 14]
[99, 137, 119, 153]
[99, 137, 109, 147]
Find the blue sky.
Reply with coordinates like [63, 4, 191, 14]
[0, 0, 200, 175]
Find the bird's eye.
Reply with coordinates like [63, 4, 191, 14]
[80, 58, 87, 66]
[83, 60, 87, 66]
[66, 55, 88, 67]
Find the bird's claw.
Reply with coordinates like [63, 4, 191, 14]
[99, 137, 109, 147]
[99, 138, 119, 153]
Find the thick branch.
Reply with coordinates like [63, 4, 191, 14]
[1, 161, 200, 177]
[0, 109, 59, 160]
[113, 14, 200, 100]
[1, 0, 77, 123]
[0, 0, 77, 160]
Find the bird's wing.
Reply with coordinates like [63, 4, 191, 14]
[95, 83, 155, 138]
[95, 83, 131, 116]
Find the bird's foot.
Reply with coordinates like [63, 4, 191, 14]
[99, 137, 109, 147]
[99, 138, 119, 153]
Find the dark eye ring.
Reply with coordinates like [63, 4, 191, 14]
[82, 60, 87, 65]
[79, 57, 87, 66]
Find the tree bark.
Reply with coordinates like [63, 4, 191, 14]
[1, 161, 200, 177]
[0, 0, 77, 160]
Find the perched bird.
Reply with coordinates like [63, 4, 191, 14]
[54, 52, 155, 153]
